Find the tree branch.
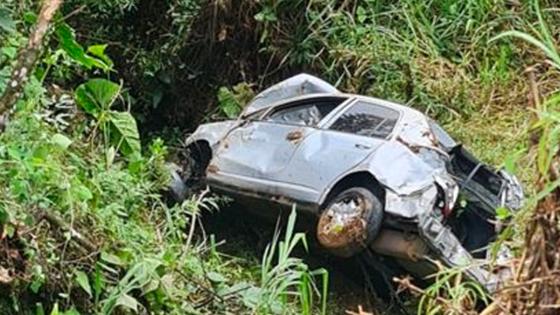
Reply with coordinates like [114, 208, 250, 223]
[0, 0, 64, 128]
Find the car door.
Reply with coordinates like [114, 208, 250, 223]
[280, 99, 402, 204]
[209, 96, 347, 191]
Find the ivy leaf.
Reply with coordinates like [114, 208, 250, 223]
[108, 111, 141, 156]
[75, 271, 92, 297]
[75, 79, 120, 115]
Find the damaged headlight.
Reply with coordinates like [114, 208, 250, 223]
[434, 173, 460, 217]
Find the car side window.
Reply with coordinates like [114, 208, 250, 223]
[328, 101, 399, 138]
[265, 100, 340, 127]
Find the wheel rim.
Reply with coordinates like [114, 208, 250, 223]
[317, 192, 372, 257]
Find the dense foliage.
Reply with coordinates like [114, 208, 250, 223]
[1, 0, 560, 314]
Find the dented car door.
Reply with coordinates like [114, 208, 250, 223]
[281, 99, 402, 206]
[208, 96, 346, 200]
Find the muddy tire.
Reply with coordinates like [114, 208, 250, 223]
[317, 187, 383, 257]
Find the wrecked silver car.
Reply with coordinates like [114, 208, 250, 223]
[172, 74, 524, 291]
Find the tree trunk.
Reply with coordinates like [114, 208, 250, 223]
[0, 0, 64, 127]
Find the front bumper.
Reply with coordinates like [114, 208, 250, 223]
[418, 212, 499, 293]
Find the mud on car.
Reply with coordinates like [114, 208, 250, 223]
[170, 74, 524, 292]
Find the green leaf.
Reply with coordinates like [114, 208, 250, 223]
[0, 208, 10, 225]
[495, 207, 511, 220]
[74, 185, 93, 201]
[241, 286, 262, 308]
[108, 111, 141, 156]
[75, 271, 92, 297]
[36, 303, 45, 315]
[51, 134, 72, 151]
[93, 264, 105, 302]
[75, 79, 120, 115]
[87, 44, 114, 68]
[207, 271, 226, 283]
[115, 293, 139, 312]
[56, 23, 111, 71]
[1, 47, 17, 59]
[49, 304, 59, 315]
[0, 9, 16, 33]
[503, 154, 516, 174]
[217, 87, 242, 119]
[101, 252, 125, 266]
[23, 11, 36, 24]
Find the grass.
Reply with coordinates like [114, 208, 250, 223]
[0, 99, 326, 314]
[257, 207, 328, 315]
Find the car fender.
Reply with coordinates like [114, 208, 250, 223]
[319, 141, 448, 219]
[185, 120, 237, 149]
[364, 141, 438, 195]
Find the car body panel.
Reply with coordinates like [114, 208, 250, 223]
[211, 121, 313, 179]
[187, 120, 237, 148]
[284, 129, 386, 203]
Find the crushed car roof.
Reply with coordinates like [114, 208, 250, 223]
[243, 73, 340, 116]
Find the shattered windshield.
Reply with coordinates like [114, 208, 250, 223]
[329, 101, 400, 138]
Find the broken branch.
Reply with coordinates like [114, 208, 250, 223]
[38, 209, 96, 252]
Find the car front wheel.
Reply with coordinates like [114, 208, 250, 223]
[316, 187, 383, 257]
[167, 143, 211, 202]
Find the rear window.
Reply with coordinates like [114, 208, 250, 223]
[329, 101, 399, 138]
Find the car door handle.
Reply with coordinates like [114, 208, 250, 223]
[286, 130, 304, 142]
[355, 143, 372, 150]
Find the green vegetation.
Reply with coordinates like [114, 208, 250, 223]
[1, 0, 559, 314]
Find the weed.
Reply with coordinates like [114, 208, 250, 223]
[243, 206, 329, 315]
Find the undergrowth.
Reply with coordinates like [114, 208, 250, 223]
[0, 6, 327, 314]
[0, 82, 326, 315]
